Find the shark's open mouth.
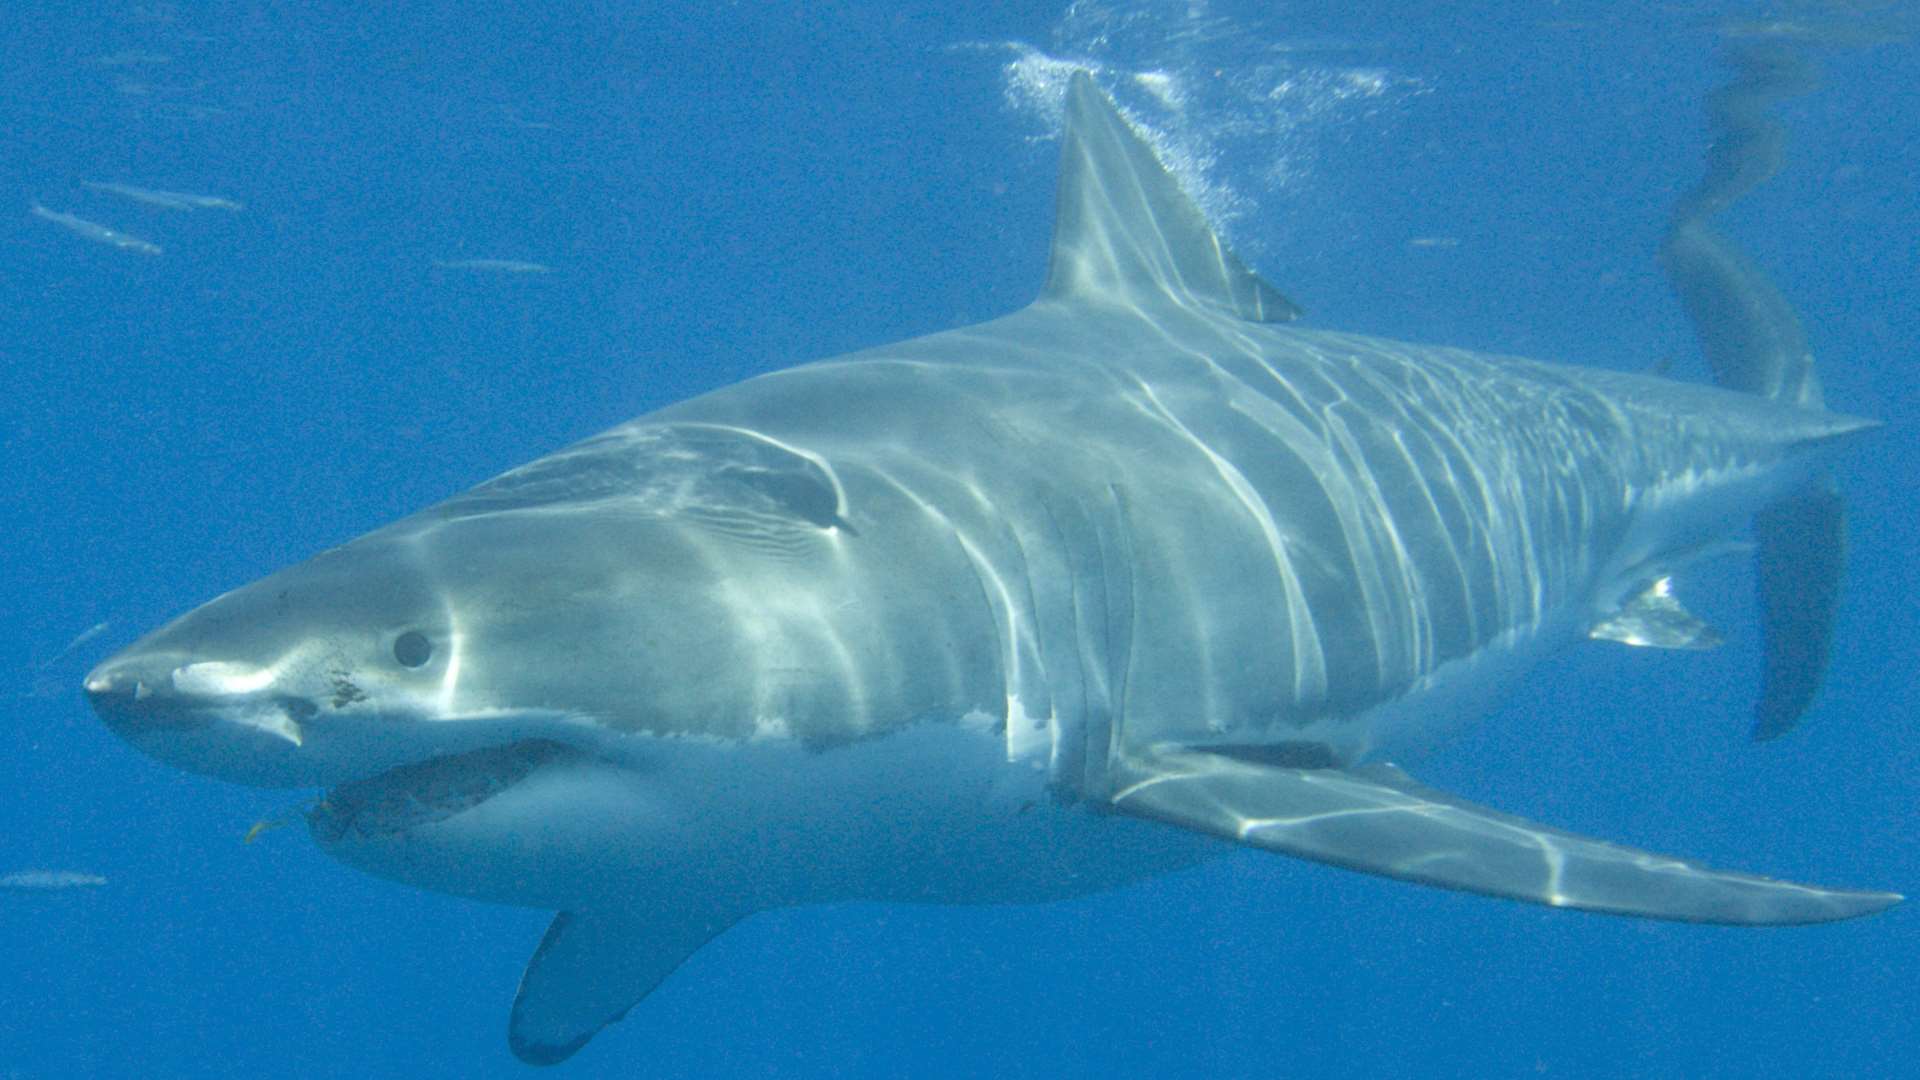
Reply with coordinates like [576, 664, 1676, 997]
[308, 739, 573, 844]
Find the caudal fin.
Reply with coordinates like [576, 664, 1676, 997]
[1658, 42, 1848, 740]
[1750, 486, 1846, 739]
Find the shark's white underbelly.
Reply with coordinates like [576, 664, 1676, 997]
[322, 718, 1219, 913]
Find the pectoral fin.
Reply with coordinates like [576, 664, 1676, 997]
[509, 906, 744, 1066]
[1112, 748, 1899, 925]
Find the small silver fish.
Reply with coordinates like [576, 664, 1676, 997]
[31, 204, 162, 256]
[0, 869, 108, 890]
[82, 180, 243, 212]
[432, 258, 555, 274]
[56, 620, 113, 658]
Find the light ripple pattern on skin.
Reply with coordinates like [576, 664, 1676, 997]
[78, 67, 1898, 1066]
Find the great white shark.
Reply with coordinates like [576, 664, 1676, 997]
[85, 71, 1898, 1064]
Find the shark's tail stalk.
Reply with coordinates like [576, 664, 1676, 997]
[1658, 42, 1841, 741]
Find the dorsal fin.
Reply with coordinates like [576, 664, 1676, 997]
[1042, 72, 1300, 322]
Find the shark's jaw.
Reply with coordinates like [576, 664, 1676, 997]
[296, 734, 697, 914]
[306, 739, 579, 846]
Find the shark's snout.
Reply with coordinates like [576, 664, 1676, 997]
[83, 664, 146, 707]
[84, 646, 320, 787]
[85, 654, 207, 734]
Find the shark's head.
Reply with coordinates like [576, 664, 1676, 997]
[85, 530, 467, 790]
[84, 424, 859, 847]
[82, 512, 692, 791]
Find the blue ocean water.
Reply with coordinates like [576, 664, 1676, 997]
[2, 2, 1914, 1076]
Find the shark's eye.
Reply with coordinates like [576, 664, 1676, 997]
[392, 630, 434, 668]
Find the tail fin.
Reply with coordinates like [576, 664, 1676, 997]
[1750, 487, 1845, 739]
[1658, 43, 1846, 740]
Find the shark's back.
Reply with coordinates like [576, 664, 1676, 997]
[647, 292, 1864, 762]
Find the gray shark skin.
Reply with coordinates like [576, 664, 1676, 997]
[85, 73, 1899, 1065]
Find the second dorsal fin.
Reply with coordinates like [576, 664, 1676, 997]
[1041, 72, 1300, 323]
